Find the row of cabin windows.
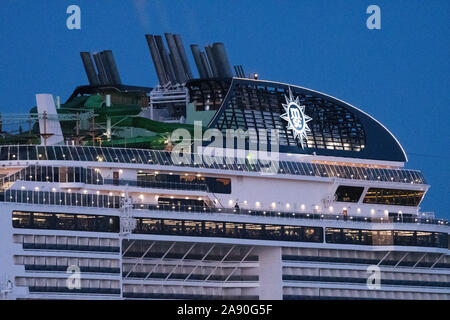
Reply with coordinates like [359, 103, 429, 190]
[137, 172, 231, 194]
[134, 218, 323, 243]
[11, 212, 448, 249]
[12, 211, 119, 233]
[325, 228, 448, 249]
[335, 186, 424, 207]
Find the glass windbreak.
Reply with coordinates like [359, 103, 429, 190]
[0, 145, 426, 185]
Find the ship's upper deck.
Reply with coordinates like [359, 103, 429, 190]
[0, 145, 425, 185]
[188, 77, 407, 163]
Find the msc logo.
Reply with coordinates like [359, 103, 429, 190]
[281, 88, 312, 149]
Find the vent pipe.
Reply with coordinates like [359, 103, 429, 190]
[165, 33, 186, 84]
[93, 52, 109, 85]
[154, 35, 176, 84]
[190, 45, 208, 79]
[212, 42, 232, 78]
[80, 52, 100, 86]
[205, 45, 219, 78]
[102, 50, 122, 85]
[174, 34, 193, 80]
[145, 34, 169, 86]
[200, 51, 213, 78]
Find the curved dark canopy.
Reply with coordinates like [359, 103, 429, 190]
[200, 78, 406, 162]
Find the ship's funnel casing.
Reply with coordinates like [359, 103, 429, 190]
[212, 42, 233, 78]
[146, 34, 169, 86]
[36, 94, 64, 146]
[80, 52, 100, 86]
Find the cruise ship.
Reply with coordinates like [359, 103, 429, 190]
[0, 33, 448, 300]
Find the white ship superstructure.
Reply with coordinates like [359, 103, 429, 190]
[0, 34, 448, 300]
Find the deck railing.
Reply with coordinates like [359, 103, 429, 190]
[1, 189, 447, 227]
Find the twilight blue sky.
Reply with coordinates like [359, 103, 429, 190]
[0, 0, 449, 218]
